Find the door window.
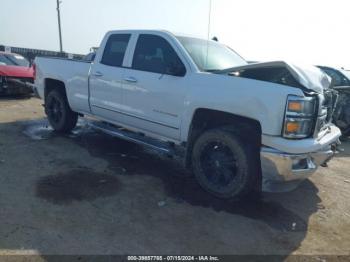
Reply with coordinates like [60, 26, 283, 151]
[132, 34, 186, 76]
[101, 34, 131, 67]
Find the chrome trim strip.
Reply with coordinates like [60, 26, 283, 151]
[91, 104, 180, 130]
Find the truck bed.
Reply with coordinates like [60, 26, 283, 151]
[35, 57, 92, 114]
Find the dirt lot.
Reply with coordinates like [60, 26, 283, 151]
[0, 96, 349, 257]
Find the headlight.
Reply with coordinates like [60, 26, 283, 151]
[287, 98, 316, 116]
[283, 95, 317, 139]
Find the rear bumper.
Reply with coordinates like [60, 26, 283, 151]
[260, 126, 341, 192]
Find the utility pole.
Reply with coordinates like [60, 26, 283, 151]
[205, 0, 212, 67]
[56, 0, 63, 52]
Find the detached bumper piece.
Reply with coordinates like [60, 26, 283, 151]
[0, 76, 33, 95]
[260, 145, 337, 192]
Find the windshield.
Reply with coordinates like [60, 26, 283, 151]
[0, 53, 30, 67]
[176, 36, 247, 72]
[341, 70, 350, 80]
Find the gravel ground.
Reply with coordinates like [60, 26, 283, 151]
[0, 96, 349, 259]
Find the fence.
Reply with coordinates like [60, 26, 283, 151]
[0, 45, 84, 63]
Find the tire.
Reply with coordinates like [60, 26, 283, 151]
[191, 127, 260, 199]
[45, 89, 78, 133]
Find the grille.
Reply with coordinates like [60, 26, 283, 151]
[323, 89, 338, 123]
[0, 76, 33, 94]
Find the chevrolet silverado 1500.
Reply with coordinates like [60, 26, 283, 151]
[33, 30, 341, 199]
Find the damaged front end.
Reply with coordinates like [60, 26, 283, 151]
[0, 75, 33, 96]
[217, 61, 341, 138]
[214, 61, 342, 192]
[332, 86, 350, 136]
[217, 61, 331, 94]
[232, 65, 304, 90]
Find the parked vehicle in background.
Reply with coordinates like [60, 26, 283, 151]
[33, 30, 341, 199]
[317, 66, 350, 136]
[0, 52, 34, 95]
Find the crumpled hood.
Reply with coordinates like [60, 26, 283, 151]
[0, 65, 34, 78]
[227, 61, 331, 94]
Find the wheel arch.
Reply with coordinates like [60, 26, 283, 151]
[44, 78, 67, 102]
[185, 108, 262, 168]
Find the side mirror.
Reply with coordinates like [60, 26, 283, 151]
[165, 63, 186, 77]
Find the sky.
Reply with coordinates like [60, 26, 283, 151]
[1, 0, 349, 69]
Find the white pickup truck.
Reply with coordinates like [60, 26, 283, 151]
[33, 30, 341, 199]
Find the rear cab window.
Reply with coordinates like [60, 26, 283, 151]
[101, 34, 131, 67]
[131, 34, 186, 76]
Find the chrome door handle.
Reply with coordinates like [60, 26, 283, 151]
[93, 71, 103, 77]
[124, 76, 138, 83]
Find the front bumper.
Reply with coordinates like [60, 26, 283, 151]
[260, 126, 341, 192]
[0, 77, 33, 95]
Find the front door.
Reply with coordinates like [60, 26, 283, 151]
[121, 34, 188, 141]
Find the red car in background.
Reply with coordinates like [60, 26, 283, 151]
[0, 51, 34, 95]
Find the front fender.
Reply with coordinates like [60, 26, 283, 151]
[180, 73, 305, 142]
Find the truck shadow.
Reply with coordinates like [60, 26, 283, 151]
[71, 126, 318, 233]
[2, 118, 324, 256]
[22, 119, 319, 232]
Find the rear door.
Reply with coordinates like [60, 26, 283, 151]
[89, 33, 131, 121]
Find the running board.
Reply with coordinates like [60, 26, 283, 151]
[88, 121, 177, 155]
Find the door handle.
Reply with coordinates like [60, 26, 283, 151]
[93, 71, 103, 77]
[124, 76, 138, 83]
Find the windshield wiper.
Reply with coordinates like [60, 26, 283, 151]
[204, 68, 235, 74]
[204, 69, 221, 73]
